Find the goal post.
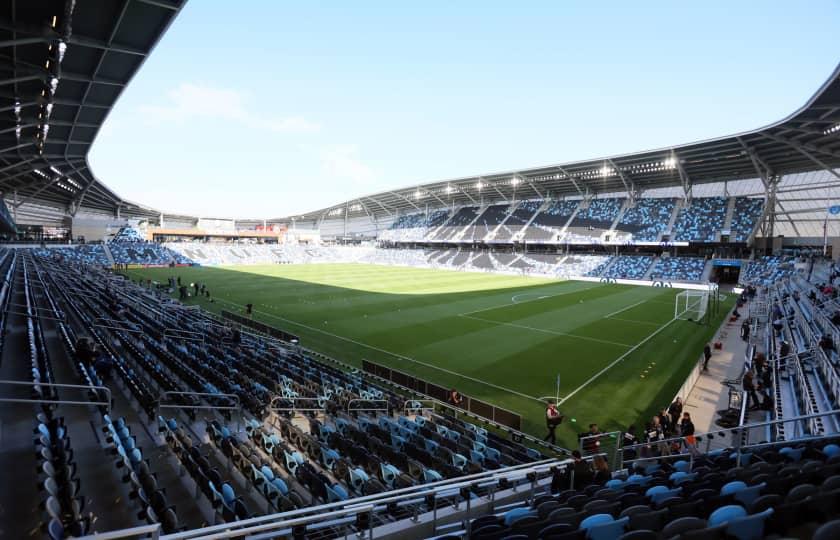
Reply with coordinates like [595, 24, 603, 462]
[675, 289, 709, 322]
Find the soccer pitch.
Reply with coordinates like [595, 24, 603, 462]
[126, 263, 733, 446]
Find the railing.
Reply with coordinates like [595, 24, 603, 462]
[347, 398, 389, 413]
[268, 395, 325, 413]
[157, 390, 241, 431]
[0, 379, 112, 413]
[622, 408, 840, 469]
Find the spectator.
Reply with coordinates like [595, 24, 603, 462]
[580, 423, 602, 454]
[447, 388, 463, 409]
[245, 303, 254, 317]
[680, 412, 695, 438]
[544, 401, 563, 445]
[754, 352, 766, 373]
[659, 407, 673, 435]
[668, 397, 683, 428]
[743, 371, 760, 410]
[703, 343, 712, 371]
[570, 450, 592, 490]
[592, 455, 611, 484]
[741, 318, 751, 341]
[622, 425, 638, 461]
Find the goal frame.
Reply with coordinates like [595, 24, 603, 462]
[674, 289, 709, 322]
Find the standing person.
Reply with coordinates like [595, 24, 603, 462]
[741, 318, 751, 342]
[668, 397, 683, 429]
[245, 303, 254, 318]
[447, 388, 463, 409]
[743, 371, 760, 410]
[680, 412, 697, 454]
[544, 401, 564, 444]
[622, 426, 638, 461]
[581, 423, 602, 454]
[570, 450, 593, 490]
[592, 455, 611, 484]
[703, 343, 712, 371]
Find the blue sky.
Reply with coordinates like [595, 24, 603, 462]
[88, 1, 840, 219]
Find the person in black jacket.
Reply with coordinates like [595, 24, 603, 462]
[703, 343, 712, 371]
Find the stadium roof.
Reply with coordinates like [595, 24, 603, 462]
[0, 0, 186, 219]
[295, 63, 840, 222]
[1, 1, 838, 228]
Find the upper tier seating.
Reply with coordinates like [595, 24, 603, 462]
[649, 257, 707, 282]
[523, 200, 580, 241]
[109, 242, 193, 266]
[615, 198, 676, 242]
[565, 198, 624, 242]
[379, 210, 450, 242]
[431, 207, 481, 241]
[730, 198, 764, 242]
[463, 204, 512, 241]
[494, 201, 542, 241]
[673, 198, 728, 242]
[33, 245, 110, 266]
[112, 226, 145, 242]
[740, 256, 797, 286]
[604, 256, 654, 280]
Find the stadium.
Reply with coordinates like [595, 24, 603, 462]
[1, 1, 840, 539]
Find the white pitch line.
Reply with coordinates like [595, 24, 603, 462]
[210, 297, 546, 404]
[558, 316, 678, 405]
[460, 314, 634, 348]
[462, 283, 601, 317]
[608, 316, 664, 327]
[604, 299, 647, 318]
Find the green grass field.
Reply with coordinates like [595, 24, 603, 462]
[126, 263, 732, 447]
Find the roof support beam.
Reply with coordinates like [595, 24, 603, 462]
[458, 187, 478, 205]
[557, 167, 584, 197]
[761, 132, 840, 161]
[387, 191, 421, 211]
[737, 137, 771, 190]
[763, 134, 840, 181]
[607, 159, 634, 195]
[518, 174, 544, 199]
[674, 153, 692, 197]
[364, 196, 393, 217]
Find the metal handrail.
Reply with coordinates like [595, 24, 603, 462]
[160, 456, 566, 540]
[74, 523, 161, 540]
[347, 398, 388, 413]
[268, 395, 325, 413]
[621, 408, 840, 466]
[0, 379, 112, 413]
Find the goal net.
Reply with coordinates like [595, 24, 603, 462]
[675, 290, 709, 322]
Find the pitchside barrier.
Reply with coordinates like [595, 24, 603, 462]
[220, 309, 300, 343]
[361, 359, 523, 431]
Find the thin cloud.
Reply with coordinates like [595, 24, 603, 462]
[139, 83, 320, 134]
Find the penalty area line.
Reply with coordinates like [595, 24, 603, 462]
[603, 299, 646, 318]
[210, 297, 547, 404]
[461, 283, 601, 317]
[558, 315, 678, 406]
[459, 314, 634, 348]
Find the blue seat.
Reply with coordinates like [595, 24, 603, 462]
[606, 479, 625, 490]
[720, 481, 747, 497]
[627, 474, 651, 486]
[380, 463, 400, 487]
[669, 472, 696, 485]
[580, 513, 614, 530]
[503, 507, 536, 526]
[822, 444, 840, 459]
[326, 483, 348, 502]
[423, 469, 443, 483]
[733, 483, 765, 507]
[452, 453, 467, 470]
[708, 505, 747, 527]
[270, 477, 288, 497]
[349, 468, 369, 491]
[586, 516, 629, 540]
[779, 447, 804, 462]
[646, 485, 681, 504]
[321, 448, 340, 470]
[726, 508, 773, 540]
[672, 460, 690, 472]
[485, 447, 501, 462]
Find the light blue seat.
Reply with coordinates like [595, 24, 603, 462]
[470, 450, 485, 465]
[627, 474, 651, 486]
[380, 463, 400, 487]
[349, 468, 369, 492]
[269, 477, 288, 497]
[452, 453, 467, 470]
[708, 505, 747, 527]
[326, 483, 348, 502]
[726, 508, 773, 540]
[485, 447, 501, 462]
[423, 469, 443, 483]
[424, 439, 439, 453]
[321, 448, 340, 470]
